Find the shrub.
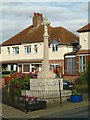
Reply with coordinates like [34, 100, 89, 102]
[72, 89, 79, 96]
[9, 74, 30, 96]
[87, 61, 90, 81]
[75, 61, 90, 85]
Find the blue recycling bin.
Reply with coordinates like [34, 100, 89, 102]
[70, 95, 83, 102]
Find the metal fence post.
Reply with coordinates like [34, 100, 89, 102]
[59, 79, 62, 107]
[24, 90, 29, 113]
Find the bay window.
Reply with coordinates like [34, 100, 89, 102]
[64, 57, 76, 75]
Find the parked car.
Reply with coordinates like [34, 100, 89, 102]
[63, 80, 74, 90]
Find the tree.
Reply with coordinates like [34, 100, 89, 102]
[87, 61, 90, 81]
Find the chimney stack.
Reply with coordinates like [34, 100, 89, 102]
[33, 12, 43, 28]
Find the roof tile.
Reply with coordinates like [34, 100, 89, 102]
[2, 25, 79, 46]
[77, 23, 90, 32]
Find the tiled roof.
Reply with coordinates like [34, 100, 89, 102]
[64, 49, 90, 56]
[2, 25, 79, 46]
[77, 23, 90, 32]
[64, 51, 77, 56]
[1, 59, 43, 64]
[76, 49, 90, 54]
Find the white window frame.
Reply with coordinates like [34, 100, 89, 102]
[7, 47, 10, 55]
[12, 47, 19, 54]
[79, 55, 86, 73]
[52, 44, 58, 52]
[23, 64, 30, 73]
[34, 44, 38, 53]
[24, 45, 31, 54]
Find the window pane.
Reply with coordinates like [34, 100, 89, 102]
[7, 47, 10, 55]
[17, 48, 19, 54]
[27, 47, 29, 53]
[79, 56, 86, 73]
[25, 47, 27, 54]
[52, 44, 58, 52]
[25, 46, 31, 54]
[13, 47, 19, 54]
[67, 58, 72, 74]
[83, 66, 85, 71]
[83, 56, 85, 72]
[23, 65, 30, 72]
[52, 45, 54, 51]
[79, 56, 82, 73]
[73, 57, 76, 73]
[56, 45, 58, 51]
[83, 56, 85, 64]
[34, 45, 38, 53]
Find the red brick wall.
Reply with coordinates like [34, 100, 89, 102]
[49, 59, 64, 74]
[63, 75, 79, 82]
[49, 59, 64, 65]
[86, 55, 90, 71]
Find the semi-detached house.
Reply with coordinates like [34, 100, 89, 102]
[0, 13, 79, 76]
[64, 23, 90, 80]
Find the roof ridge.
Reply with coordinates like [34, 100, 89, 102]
[2, 25, 33, 45]
[77, 23, 90, 32]
[2, 24, 79, 46]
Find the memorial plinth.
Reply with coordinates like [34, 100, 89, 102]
[29, 17, 64, 102]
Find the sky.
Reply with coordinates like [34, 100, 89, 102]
[0, 0, 90, 44]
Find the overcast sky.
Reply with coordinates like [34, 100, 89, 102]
[0, 0, 89, 44]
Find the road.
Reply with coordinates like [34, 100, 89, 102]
[39, 105, 88, 118]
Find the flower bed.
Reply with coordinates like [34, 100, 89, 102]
[4, 77, 12, 85]
[9, 73, 30, 96]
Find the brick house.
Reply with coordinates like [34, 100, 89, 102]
[0, 13, 79, 76]
[64, 23, 90, 80]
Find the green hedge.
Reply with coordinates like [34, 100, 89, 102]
[9, 75, 30, 96]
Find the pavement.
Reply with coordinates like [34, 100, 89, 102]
[0, 98, 88, 119]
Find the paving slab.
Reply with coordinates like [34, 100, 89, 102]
[0, 100, 88, 119]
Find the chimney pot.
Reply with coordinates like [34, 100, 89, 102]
[33, 12, 43, 28]
[34, 12, 36, 16]
[40, 14, 42, 17]
[37, 13, 39, 16]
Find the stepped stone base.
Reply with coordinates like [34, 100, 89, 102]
[21, 78, 72, 105]
[30, 78, 63, 91]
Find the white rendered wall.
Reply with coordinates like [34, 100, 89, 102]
[49, 45, 73, 60]
[0, 43, 73, 62]
[80, 32, 90, 50]
[1, 42, 44, 61]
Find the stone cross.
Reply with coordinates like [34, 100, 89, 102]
[43, 17, 51, 73]
[38, 17, 55, 79]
